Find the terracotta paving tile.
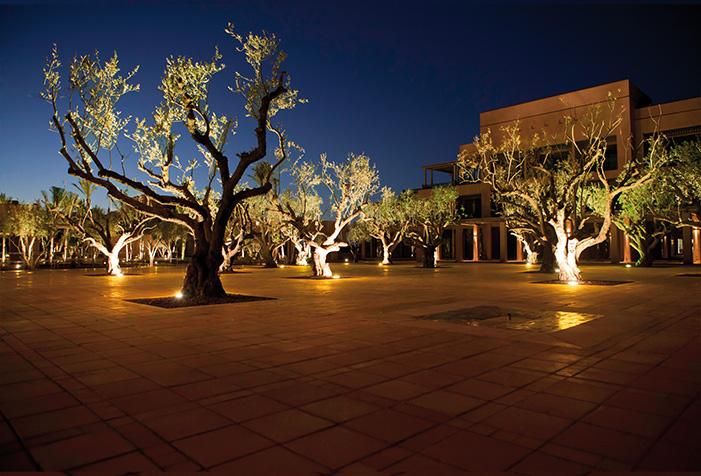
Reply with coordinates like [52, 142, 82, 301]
[142, 442, 190, 467]
[74, 366, 139, 387]
[512, 357, 570, 373]
[384, 454, 469, 475]
[0, 391, 79, 419]
[533, 351, 584, 363]
[110, 388, 188, 415]
[89, 377, 160, 399]
[171, 378, 240, 401]
[286, 426, 386, 469]
[345, 408, 434, 443]
[212, 445, 329, 474]
[128, 361, 211, 387]
[242, 408, 332, 442]
[480, 366, 547, 388]
[511, 450, 590, 474]
[322, 369, 388, 389]
[605, 387, 690, 417]
[459, 401, 508, 423]
[401, 369, 464, 388]
[662, 417, 701, 449]
[515, 391, 597, 419]
[260, 380, 342, 406]
[583, 404, 670, 438]
[637, 439, 701, 471]
[543, 378, 619, 403]
[30, 429, 134, 470]
[112, 421, 163, 449]
[408, 390, 483, 416]
[0, 450, 38, 470]
[400, 424, 460, 452]
[630, 373, 699, 397]
[173, 424, 273, 468]
[483, 405, 571, 440]
[301, 395, 379, 422]
[12, 405, 100, 439]
[0, 379, 63, 402]
[207, 394, 289, 422]
[422, 429, 531, 471]
[593, 358, 652, 375]
[445, 378, 514, 400]
[576, 367, 637, 386]
[364, 379, 428, 401]
[553, 421, 650, 463]
[141, 406, 231, 441]
[360, 445, 413, 470]
[71, 451, 160, 473]
[540, 442, 602, 467]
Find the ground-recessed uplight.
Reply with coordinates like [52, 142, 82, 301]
[625, 264, 632, 268]
[567, 280, 579, 286]
[175, 291, 183, 299]
[332, 275, 341, 279]
[15, 264, 21, 269]
[279, 264, 285, 268]
[344, 258, 349, 263]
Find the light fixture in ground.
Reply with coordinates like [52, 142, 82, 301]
[175, 291, 184, 299]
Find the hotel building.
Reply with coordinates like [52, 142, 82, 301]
[417, 80, 701, 265]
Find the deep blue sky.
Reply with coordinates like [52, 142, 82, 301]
[1, 1, 700, 204]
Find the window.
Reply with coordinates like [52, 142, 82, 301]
[457, 195, 482, 219]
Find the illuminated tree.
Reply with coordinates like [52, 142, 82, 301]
[273, 146, 323, 267]
[405, 187, 458, 268]
[220, 201, 252, 272]
[143, 220, 186, 266]
[6, 202, 49, 269]
[246, 163, 289, 268]
[460, 100, 669, 282]
[358, 187, 411, 264]
[48, 182, 154, 275]
[611, 139, 701, 266]
[43, 22, 303, 299]
[40, 186, 77, 265]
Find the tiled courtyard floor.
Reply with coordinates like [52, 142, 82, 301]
[1, 262, 699, 474]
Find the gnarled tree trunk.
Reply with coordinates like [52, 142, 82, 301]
[182, 240, 226, 299]
[421, 245, 437, 268]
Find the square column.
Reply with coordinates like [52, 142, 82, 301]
[682, 226, 693, 264]
[499, 222, 507, 262]
[472, 225, 479, 262]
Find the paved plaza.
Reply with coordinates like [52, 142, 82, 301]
[0, 262, 699, 474]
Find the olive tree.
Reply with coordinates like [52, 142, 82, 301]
[6, 202, 48, 269]
[43, 23, 303, 299]
[405, 187, 458, 268]
[611, 138, 701, 266]
[358, 187, 411, 265]
[279, 152, 379, 277]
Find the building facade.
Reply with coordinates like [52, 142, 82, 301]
[419, 80, 701, 264]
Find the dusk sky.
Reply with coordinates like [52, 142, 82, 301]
[1, 1, 700, 205]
